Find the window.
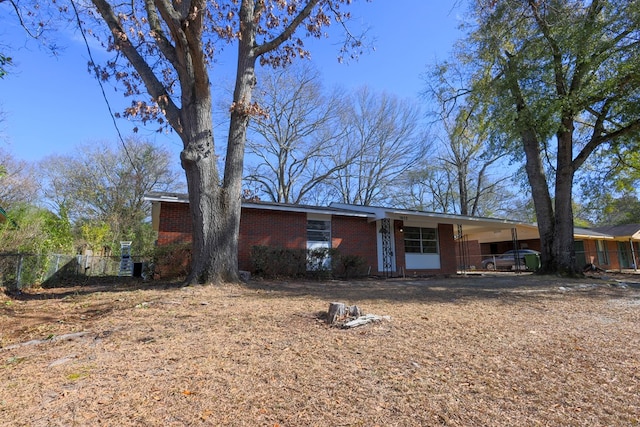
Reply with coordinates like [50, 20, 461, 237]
[307, 219, 331, 270]
[404, 227, 438, 254]
[307, 220, 331, 243]
[596, 240, 609, 265]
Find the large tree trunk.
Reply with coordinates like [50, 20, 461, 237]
[90, 0, 239, 284]
[553, 126, 578, 275]
[91, 0, 329, 284]
[182, 154, 240, 284]
[458, 162, 469, 216]
[521, 128, 556, 273]
[506, 55, 556, 273]
[180, 78, 241, 284]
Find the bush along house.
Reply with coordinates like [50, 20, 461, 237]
[144, 192, 543, 278]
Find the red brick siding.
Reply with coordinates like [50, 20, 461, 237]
[156, 201, 459, 276]
[331, 216, 378, 271]
[157, 202, 192, 246]
[238, 209, 307, 271]
[437, 224, 457, 274]
[395, 223, 457, 276]
[607, 241, 621, 269]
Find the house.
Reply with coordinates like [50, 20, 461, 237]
[145, 193, 542, 276]
[586, 224, 640, 270]
[145, 193, 640, 276]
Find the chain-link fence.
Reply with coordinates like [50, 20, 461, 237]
[0, 253, 148, 291]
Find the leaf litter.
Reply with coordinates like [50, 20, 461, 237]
[0, 273, 638, 426]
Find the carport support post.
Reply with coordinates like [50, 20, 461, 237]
[630, 239, 638, 271]
[511, 228, 522, 273]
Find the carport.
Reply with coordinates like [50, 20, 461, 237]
[331, 203, 540, 275]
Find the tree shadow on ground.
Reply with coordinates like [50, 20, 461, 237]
[4, 276, 186, 301]
[240, 273, 640, 304]
[4, 272, 639, 305]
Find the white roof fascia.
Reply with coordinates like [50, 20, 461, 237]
[330, 202, 536, 230]
[574, 231, 615, 240]
[241, 202, 374, 218]
[143, 193, 375, 219]
[144, 193, 189, 203]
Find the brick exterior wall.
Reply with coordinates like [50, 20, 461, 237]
[394, 222, 457, 276]
[331, 216, 378, 272]
[238, 209, 307, 271]
[155, 201, 383, 273]
[157, 202, 192, 246]
[456, 239, 483, 271]
[155, 202, 463, 276]
[580, 239, 621, 270]
[437, 223, 457, 275]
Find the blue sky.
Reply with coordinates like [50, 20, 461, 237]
[0, 1, 464, 164]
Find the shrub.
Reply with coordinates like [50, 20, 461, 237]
[251, 246, 307, 278]
[306, 247, 340, 280]
[333, 253, 368, 279]
[250, 246, 369, 280]
[151, 243, 192, 279]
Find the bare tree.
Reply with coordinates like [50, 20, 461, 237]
[0, 148, 38, 208]
[80, 0, 363, 283]
[39, 137, 183, 253]
[330, 87, 426, 206]
[244, 64, 349, 204]
[394, 162, 459, 213]
[438, 107, 512, 217]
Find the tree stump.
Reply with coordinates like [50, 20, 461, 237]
[327, 302, 346, 324]
[327, 302, 362, 325]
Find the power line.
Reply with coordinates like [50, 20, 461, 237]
[69, 0, 138, 172]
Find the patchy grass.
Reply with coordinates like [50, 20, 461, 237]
[1, 273, 639, 426]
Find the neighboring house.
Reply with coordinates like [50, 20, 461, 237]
[467, 225, 640, 272]
[588, 224, 640, 270]
[145, 193, 538, 277]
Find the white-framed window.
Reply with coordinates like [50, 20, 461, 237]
[307, 219, 331, 244]
[404, 227, 438, 254]
[307, 216, 331, 270]
[596, 240, 609, 265]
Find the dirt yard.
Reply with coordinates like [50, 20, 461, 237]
[1, 272, 639, 426]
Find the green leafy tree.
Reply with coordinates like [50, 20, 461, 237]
[577, 136, 640, 223]
[453, 0, 640, 274]
[42, 205, 74, 253]
[579, 192, 640, 226]
[79, 221, 113, 254]
[0, 204, 73, 255]
[0, 53, 11, 78]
